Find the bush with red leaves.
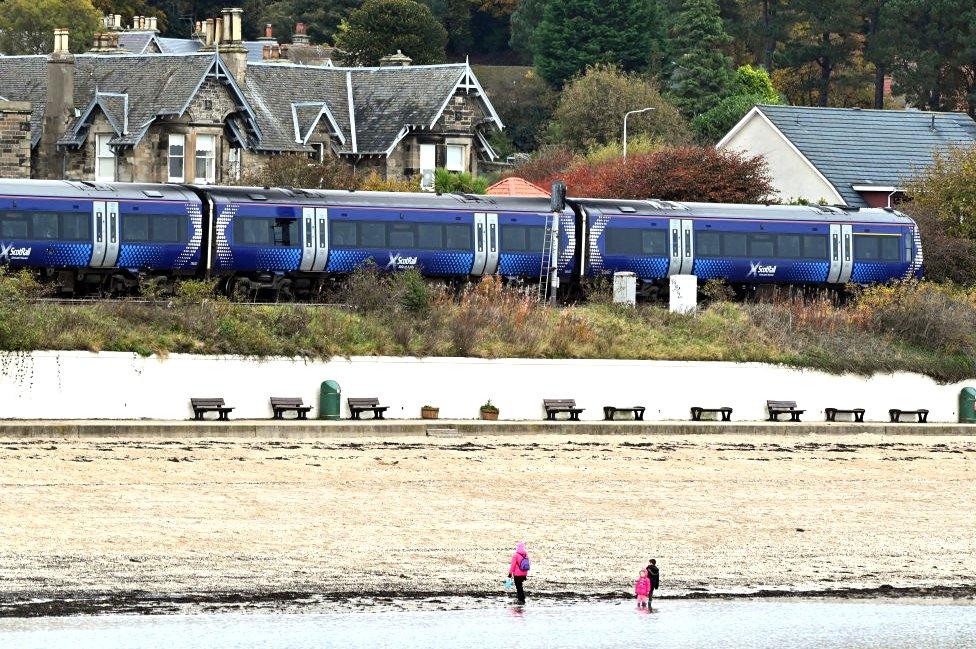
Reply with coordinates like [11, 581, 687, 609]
[517, 146, 775, 204]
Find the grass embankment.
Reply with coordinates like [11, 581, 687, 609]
[0, 268, 973, 382]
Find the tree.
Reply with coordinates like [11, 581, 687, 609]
[905, 145, 976, 240]
[533, 0, 666, 87]
[474, 65, 558, 152]
[0, 0, 101, 54]
[692, 65, 783, 142]
[880, 0, 976, 114]
[776, 0, 862, 107]
[509, 0, 546, 63]
[93, 0, 168, 34]
[254, 0, 362, 45]
[666, 0, 735, 117]
[333, 0, 448, 66]
[557, 146, 775, 202]
[545, 65, 693, 152]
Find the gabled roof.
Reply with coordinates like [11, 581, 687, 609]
[244, 62, 502, 155]
[721, 105, 976, 207]
[117, 31, 161, 54]
[487, 177, 550, 197]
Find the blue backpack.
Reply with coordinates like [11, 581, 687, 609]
[519, 556, 530, 571]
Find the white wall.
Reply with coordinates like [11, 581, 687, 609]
[719, 113, 843, 205]
[0, 351, 971, 422]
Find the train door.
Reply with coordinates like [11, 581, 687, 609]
[472, 212, 487, 275]
[667, 218, 695, 275]
[827, 224, 853, 283]
[299, 206, 330, 272]
[484, 213, 499, 275]
[90, 201, 119, 268]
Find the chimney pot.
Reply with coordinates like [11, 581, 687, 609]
[230, 8, 243, 43]
[149, 16, 157, 32]
[265, 23, 273, 38]
[293, 22, 310, 45]
[114, 14, 122, 30]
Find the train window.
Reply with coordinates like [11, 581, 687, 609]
[444, 224, 472, 250]
[643, 230, 667, 256]
[417, 224, 443, 249]
[777, 235, 801, 259]
[880, 236, 900, 261]
[695, 231, 720, 256]
[748, 234, 775, 257]
[122, 214, 150, 242]
[151, 215, 184, 244]
[60, 213, 91, 241]
[501, 225, 526, 251]
[0, 212, 29, 238]
[722, 233, 747, 257]
[527, 226, 545, 252]
[854, 234, 900, 262]
[605, 228, 638, 255]
[360, 222, 385, 248]
[388, 223, 416, 248]
[803, 235, 827, 259]
[30, 213, 59, 240]
[330, 221, 357, 247]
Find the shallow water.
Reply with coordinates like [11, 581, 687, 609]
[1, 599, 974, 648]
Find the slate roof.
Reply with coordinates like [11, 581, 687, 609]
[119, 33, 276, 62]
[753, 105, 976, 207]
[117, 31, 158, 54]
[0, 56, 48, 147]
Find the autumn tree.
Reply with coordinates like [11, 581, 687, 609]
[533, 0, 666, 87]
[0, 0, 101, 54]
[333, 0, 448, 66]
[692, 65, 783, 142]
[546, 65, 692, 152]
[666, 0, 735, 117]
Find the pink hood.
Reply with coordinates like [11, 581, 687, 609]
[509, 542, 529, 577]
[635, 570, 651, 596]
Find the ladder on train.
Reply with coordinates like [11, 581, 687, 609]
[537, 213, 556, 303]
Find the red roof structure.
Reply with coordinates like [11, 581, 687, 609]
[486, 177, 550, 197]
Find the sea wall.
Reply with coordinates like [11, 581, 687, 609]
[0, 351, 972, 422]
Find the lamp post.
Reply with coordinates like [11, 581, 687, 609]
[623, 107, 656, 160]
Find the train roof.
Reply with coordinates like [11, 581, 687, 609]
[199, 185, 557, 213]
[0, 179, 198, 202]
[572, 197, 915, 224]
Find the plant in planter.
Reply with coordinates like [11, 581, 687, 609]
[480, 399, 499, 421]
[421, 405, 439, 419]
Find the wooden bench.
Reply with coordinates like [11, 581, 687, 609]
[270, 397, 312, 420]
[889, 408, 929, 423]
[191, 397, 234, 421]
[348, 397, 389, 420]
[825, 407, 865, 422]
[544, 399, 584, 421]
[690, 406, 733, 421]
[603, 406, 645, 421]
[767, 400, 805, 422]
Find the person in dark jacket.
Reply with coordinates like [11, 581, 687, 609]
[646, 559, 660, 598]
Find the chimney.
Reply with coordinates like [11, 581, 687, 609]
[194, 21, 202, 37]
[42, 28, 75, 178]
[379, 50, 412, 67]
[113, 14, 122, 30]
[148, 16, 158, 32]
[214, 17, 223, 45]
[258, 23, 274, 42]
[292, 22, 310, 45]
[204, 18, 214, 48]
[218, 8, 248, 84]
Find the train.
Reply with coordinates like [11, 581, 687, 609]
[0, 178, 923, 297]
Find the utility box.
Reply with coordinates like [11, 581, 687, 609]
[960, 387, 976, 423]
[670, 274, 697, 314]
[319, 380, 341, 420]
[613, 272, 637, 306]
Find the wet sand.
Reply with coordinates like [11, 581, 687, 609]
[0, 434, 973, 615]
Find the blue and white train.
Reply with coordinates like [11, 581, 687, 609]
[0, 179, 922, 297]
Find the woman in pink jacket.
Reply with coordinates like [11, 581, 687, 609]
[634, 569, 651, 608]
[507, 541, 531, 604]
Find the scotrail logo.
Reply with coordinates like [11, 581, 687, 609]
[747, 261, 777, 278]
[386, 252, 418, 270]
[0, 243, 31, 263]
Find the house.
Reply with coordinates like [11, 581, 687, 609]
[717, 105, 976, 207]
[0, 9, 502, 185]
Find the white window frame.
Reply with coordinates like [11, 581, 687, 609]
[445, 144, 466, 172]
[419, 143, 437, 191]
[194, 134, 216, 184]
[167, 134, 185, 182]
[94, 134, 116, 182]
[227, 147, 241, 181]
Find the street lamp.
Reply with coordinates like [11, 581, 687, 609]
[623, 107, 656, 160]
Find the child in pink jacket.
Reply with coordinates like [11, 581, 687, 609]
[635, 569, 651, 608]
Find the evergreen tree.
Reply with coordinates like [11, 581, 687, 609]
[333, 0, 448, 66]
[666, 0, 735, 117]
[509, 0, 546, 63]
[777, 0, 861, 107]
[533, 0, 666, 87]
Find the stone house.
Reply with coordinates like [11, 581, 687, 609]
[0, 10, 503, 186]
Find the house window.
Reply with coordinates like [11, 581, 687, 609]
[445, 144, 465, 172]
[419, 143, 436, 191]
[168, 134, 185, 182]
[95, 134, 115, 182]
[227, 147, 241, 181]
[309, 143, 325, 163]
[194, 134, 216, 184]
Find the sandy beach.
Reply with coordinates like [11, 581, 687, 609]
[0, 433, 974, 615]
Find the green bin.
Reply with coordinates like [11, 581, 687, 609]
[320, 380, 341, 420]
[960, 387, 976, 423]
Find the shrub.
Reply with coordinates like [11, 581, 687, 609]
[508, 146, 575, 185]
[856, 282, 976, 354]
[434, 169, 489, 194]
[359, 172, 419, 193]
[545, 65, 692, 152]
[238, 153, 360, 190]
[473, 66, 558, 152]
[901, 201, 976, 284]
[904, 145, 976, 239]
